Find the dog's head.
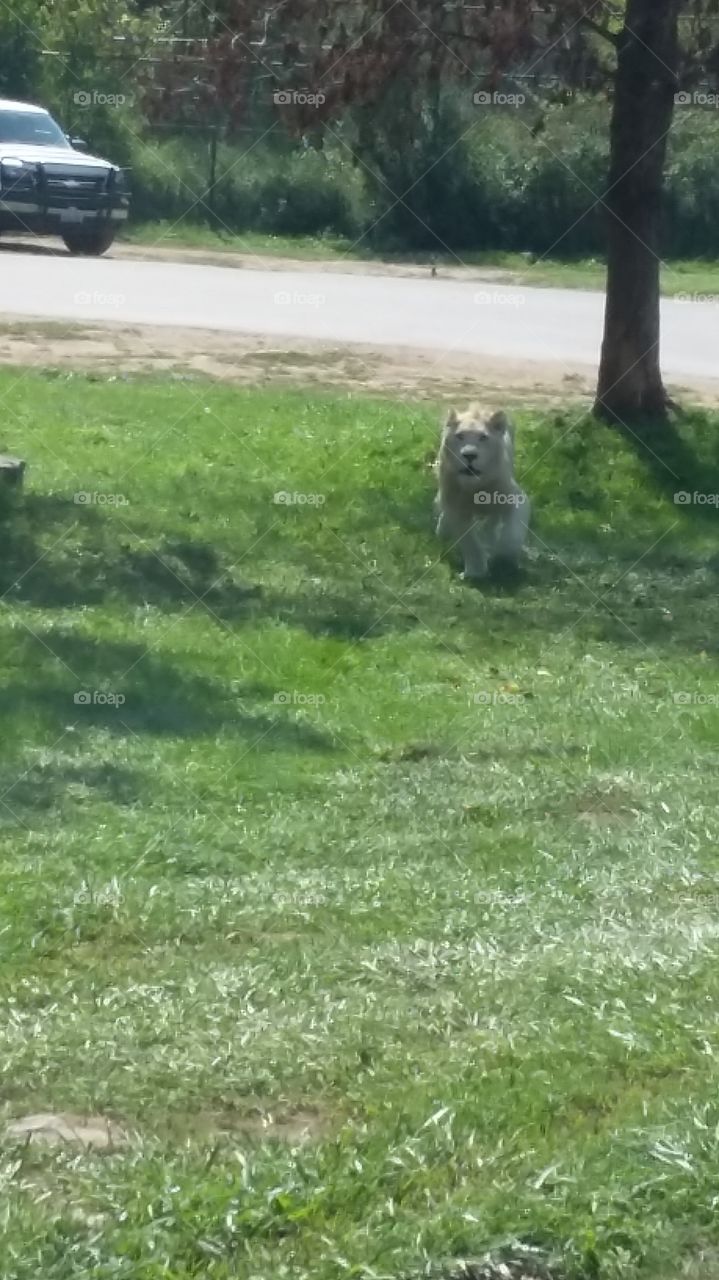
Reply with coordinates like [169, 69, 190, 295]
[439, 404, 515, 489]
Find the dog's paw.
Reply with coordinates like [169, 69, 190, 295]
[460, 568, 488, 586]
[487, 556, 526, 589]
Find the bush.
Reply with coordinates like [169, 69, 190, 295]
[118, 99, 719, 260]
[335, 93, 609, 256]
[125, 133, 364, 240]
[665, 111, 719, 258]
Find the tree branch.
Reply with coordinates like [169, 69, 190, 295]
[581, 13, 619, 47]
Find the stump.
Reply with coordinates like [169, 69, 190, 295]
[0, 455, 26, 489]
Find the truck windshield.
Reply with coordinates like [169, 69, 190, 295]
[0, 110, 69, 147]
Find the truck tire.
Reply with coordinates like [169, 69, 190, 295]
[62, 226, 116, 257]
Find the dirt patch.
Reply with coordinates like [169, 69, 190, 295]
[195, 1104, 332, 1145]
[378, 742, 443, 764]
[573, 784, 643, 826]
[0, 316, 592, 405]
[6, 1112, 128, 1150]
[1, 317, 717, 407]
[5, 1104, 331, 1151]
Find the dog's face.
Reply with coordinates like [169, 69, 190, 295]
[440, 405, 513, 489]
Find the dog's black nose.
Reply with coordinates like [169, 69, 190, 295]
[461, 446, 478, 460]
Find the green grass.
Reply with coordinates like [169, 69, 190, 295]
[121, 223, 719, 297]
[122, 222, 361, 261]
[2, 371, 719, 1279]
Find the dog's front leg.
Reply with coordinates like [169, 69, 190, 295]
[435, 508, 452, 541]
[494, 496, 530, 567]
[459, 526, 488, 582]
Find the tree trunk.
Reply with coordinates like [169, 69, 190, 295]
[595, 0, 680, 421]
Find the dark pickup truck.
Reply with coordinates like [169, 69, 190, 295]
[0, 99, 129, 256]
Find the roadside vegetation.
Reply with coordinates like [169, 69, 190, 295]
[118, 101, 719, 265]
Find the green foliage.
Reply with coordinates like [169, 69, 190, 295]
[665, 108, 719, 259]
[128, 134, 365, 237]
[2, 3, 719, 259]
[118, 98, 719, 259]
[0, 0, 49, 101]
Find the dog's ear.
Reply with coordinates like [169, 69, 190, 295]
[487, 409, 513, 436]
[444, 407, 459, 430]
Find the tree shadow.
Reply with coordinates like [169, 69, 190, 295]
[264, 584, 414, 641]
[0, 496, 263, 615]
[610, 408, 719, 515]
[3, 471, 717, 668]
[1, 629, 335, 751]
[0, 759, 143, 820]
[1, 493, 415, 640]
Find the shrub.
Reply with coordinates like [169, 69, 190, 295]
[116, 98, 719, 260]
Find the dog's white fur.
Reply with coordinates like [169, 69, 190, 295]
[435, 403, 530, 580]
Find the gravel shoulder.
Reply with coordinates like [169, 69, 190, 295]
[0, 233, 525, 282]
[1, 318, 717, 409]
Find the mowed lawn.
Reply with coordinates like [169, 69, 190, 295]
[2, 370, 719, 1280]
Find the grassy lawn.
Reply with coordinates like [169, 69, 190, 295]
[2, 370, 719, 1279]
[122, 222, 719, 297]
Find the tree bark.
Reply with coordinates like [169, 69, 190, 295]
[595, 0, 680, 421]
[0, 455, 25, 488]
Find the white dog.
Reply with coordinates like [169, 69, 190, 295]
[435, 404, 530, 580]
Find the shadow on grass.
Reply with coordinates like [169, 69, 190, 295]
[2, 466, 718, 663]
[0, 494, 412, 640]
[611, 407, 719, 517]
[1, 630, 335, 750]
[0, 495, 263, 615]
[0, 759, 143, 817]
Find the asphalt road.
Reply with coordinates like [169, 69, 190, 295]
[2, 247, 718, 381]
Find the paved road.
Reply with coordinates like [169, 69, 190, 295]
[2, 247, 718, 381]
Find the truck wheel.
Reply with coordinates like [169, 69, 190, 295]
[62, 227, 116, 257]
